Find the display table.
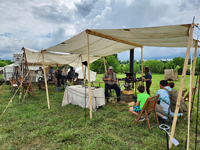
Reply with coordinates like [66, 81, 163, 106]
[62, 85, 105, 111]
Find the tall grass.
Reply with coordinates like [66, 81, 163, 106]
[0, 73, 199, 149]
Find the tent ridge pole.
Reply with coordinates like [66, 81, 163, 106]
[86, 29, 142, 48]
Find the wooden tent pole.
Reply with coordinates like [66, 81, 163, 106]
[169, 23, 194, 148]
[42, 51, 50, 109]
[80, 55, 85, 85]
[187, 39, 194, 150]
[87, 33, 92, 119]
[192, 40, 199, 103]
[141, 46, 143, 82]
[24, 48, 36, 97]
[103, 57, 107, 72]
[86, 32, 92, 119]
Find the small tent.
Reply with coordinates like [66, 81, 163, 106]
[66, 66, 97, 81]
[3, 64, 48, 82]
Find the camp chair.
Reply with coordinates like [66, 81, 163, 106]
[17, 77, 25, 85]
[182, 88, 187, 97]
[9, 78, 19, 95]
[135, 95, 160, 131]
[184, 88, 195, 102]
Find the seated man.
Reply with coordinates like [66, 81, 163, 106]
[156, 80, 183, 124]
[102, 66, 121, 103]
[49, 67, 54, 76]
[48, 67, 54, 81]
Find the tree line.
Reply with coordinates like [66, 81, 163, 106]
[1, 55, 200, 75]
[90, 55, 200, 75]
[0, 59, 13, 67]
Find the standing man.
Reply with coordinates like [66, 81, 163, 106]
[35, 67, 44, 90]
[35, 67, 44, 82]
[102, 66, 121, 103]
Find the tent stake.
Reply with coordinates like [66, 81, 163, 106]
[103, 57, 107, 72]
[42, 51, 50, 109]
[169, 23, 194, 149]
[86, 32, 92, 119]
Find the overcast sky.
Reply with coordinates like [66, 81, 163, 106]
[0, 0, 200, 61]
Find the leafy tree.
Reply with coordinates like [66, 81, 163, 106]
[195, 57, 200, 74]
[90, 58, 105, 74]
[90, 55, 120, 74]
[134, 64, 140, 73]
[172, 57, 184, 74]
[165, 60, 174, 69]
[0, 61, 8, 67]
[105, 55, 120, 73]
[143, 60, 164, 73]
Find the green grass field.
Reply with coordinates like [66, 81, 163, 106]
[0, 73, 199, 149]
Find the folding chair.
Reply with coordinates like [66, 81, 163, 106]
[9, 78, 19, 95]
[184, 88, 195, 102]
[135, 95, 160, 131]
[17, 77, 24, 85]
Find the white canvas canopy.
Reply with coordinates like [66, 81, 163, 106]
[24, 48, 100, 67]
[3, 63, 48, 82]
[66, 66, 97, 81]
[3, 64, 14, 80]
[46, 24, 199, 56]
[43, 23, 200, 149]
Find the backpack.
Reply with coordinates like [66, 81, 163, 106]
[163, 88, 188, 114]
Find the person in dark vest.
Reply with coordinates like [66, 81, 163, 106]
[143, 66, 152, 95]
[55, 69, 61, 87]
[66, 67, 75, 82]
[102, 66, 121, 103]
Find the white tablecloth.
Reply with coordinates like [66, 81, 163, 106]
[62, 85, 105, 111]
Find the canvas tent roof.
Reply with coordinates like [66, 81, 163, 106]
[24, 48, 100, 67]
[46, 24, 198, 56]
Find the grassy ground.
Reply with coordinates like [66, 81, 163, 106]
[0, 73, 199, 149]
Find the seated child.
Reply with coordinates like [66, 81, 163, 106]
[129, 85, 150, 121]
[168, 82, 175, 88]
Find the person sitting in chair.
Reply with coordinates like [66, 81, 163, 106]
[129, 85, 150, 121]
[49, 67, 54, 76]
[48, 67, 54, 81]
[102, 66, 121, 103]
[156, 80, 183, 124]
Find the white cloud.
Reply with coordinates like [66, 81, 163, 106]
[0, 0, 200, 61]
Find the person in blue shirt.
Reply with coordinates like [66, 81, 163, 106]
[143, 66, 152, 95]
[49, 67, 54, 76]
[156, 80, 183, 124]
